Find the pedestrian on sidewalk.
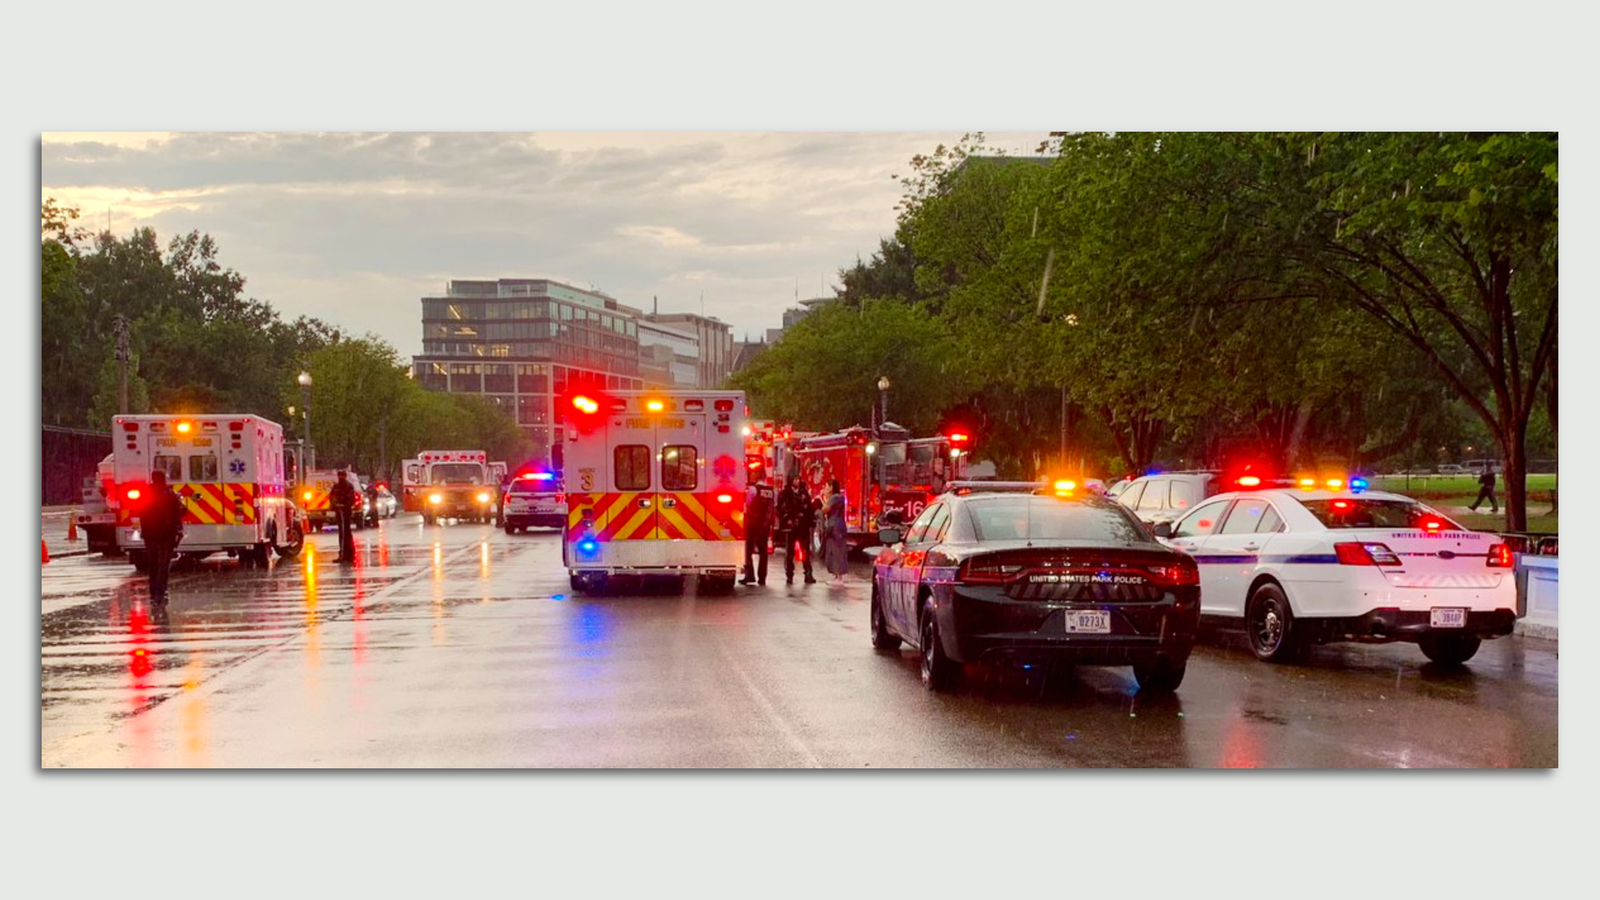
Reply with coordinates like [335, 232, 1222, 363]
[776, 474, 816, 585]
[330, 469, 358, 562]
[140, 470, 186, 605]
[1469, 463, 1499, 514]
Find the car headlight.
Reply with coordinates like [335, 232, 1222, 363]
[429, 493, 442, 504]
[477, 492, 490, 503]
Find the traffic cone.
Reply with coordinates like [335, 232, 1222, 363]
[67, 516, 78, 542]
[42, 540, 49, 564]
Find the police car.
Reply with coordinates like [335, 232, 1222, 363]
[1152, 475, 1519, 665]
[501, 471, 567, 533]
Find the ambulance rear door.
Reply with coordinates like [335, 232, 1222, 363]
[652, 407, 713, 542]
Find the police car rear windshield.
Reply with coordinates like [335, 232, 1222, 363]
[1300, 499, 1462, 530]
[967, 496, 1150, 544]
[508, 479, 556, 494]
[431, 464, 484, 485]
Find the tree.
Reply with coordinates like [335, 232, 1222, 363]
[1293, 132, 1558, 529]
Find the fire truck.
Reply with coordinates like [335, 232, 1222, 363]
[781, 423, 963, 552]
[402, 450, 498, 524]
[561, 390, 748, 593]
[111, 414, 303, 569]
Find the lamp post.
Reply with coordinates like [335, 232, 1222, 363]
[298, 371, 315, 473]
[877, 376, 891, 429]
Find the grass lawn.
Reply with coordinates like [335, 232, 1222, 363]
[1369, 474, 1558, 534]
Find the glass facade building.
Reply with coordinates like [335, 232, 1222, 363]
[412, 279, 645, 468]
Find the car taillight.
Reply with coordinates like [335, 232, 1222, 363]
[1145, 563, 1200, 586]
[1334, 542, 1402, 566]
[958, 558, 1022, 584]
[1486, 543, 1515, 568]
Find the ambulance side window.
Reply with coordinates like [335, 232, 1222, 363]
[661, 445, 697, 491]
[152, 455, 182, 482]
[614, 445, 652, 491]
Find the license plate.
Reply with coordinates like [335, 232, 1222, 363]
[1064, 610, 1111, 633]
[1430, 608, 1467, 628]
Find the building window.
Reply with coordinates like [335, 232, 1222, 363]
[518, 395, 549, 425]
[485, 365, 514, 391]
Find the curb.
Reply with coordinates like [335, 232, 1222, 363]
[43, 549, 93, 560]
[1515, 620, 1558, 641]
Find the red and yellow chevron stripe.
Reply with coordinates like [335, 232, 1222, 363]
[119, 483, 259, 526]
[566, 492, 744, 542]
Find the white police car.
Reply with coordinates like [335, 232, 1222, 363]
[1152, 476, 1519, 665]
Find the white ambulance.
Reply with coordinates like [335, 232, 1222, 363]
[561, 390, 748, 593]
[112, 414, 303, 569]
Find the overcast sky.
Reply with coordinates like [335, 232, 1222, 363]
[40, 131, 1050, 357]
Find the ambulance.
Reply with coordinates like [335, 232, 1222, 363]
[111, 414, 303, 569]
[561, 390, 748, 593]
[402, 449, 497, 524]
[296, 468, 371, 530]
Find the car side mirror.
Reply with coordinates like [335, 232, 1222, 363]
[1153, 521, 1174, 539]
[880, 509, 905, 526]
[877, 527, 903, 546]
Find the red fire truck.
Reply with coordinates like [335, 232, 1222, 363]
[781, 424, 966, 552]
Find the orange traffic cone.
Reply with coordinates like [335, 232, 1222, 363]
[42, 540, 49, 564]
[67, 516, 78, 542]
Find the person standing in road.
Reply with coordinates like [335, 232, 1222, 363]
[823, 478, 848, 583]
[330, 468, 358, 563]
[776, 474, 817, 585]
[742, 469, 775, 586]
[1469, 463, 1499, 514]
[140, 469, 187, 605]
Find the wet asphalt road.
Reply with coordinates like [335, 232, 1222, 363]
[39, 514, 1558, 768]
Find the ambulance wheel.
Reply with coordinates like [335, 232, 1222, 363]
[274, 522, 304, 559]
[574, 572, 608, 594]
[130, 551, 149, 573]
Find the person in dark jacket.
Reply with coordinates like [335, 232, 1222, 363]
[776, 475, 817, 585]
[140, 469, 187, 604]
[742, 471, 776, 586]
[1469, 464, 1499, 514]
[330, 469, 358, 563]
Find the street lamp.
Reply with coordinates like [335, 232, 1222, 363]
[298, 371, 314, 473]
[877, 376, 891, 428]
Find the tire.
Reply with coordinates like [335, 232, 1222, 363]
[129, 550, 149, 573]
[1418, 634, 1482, 665]
[274, 521, 304, 559]
[574, 572, 608, 595]
[505, 525, 515, 535]
[919, 603, 960, 692]
[1246, 583, 1300, 662]
[1132, 655, 1188, 693]
[424, 513, 436, 526]
[871, 586, 902, 651]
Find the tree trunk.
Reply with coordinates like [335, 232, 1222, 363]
[1498, 414, 1531, 533]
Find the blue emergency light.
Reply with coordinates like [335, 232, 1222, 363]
[577, 537, 599, 555]
[1349, 477, 1368, 494]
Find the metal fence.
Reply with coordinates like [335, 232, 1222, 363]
[42, 426, 111, 506]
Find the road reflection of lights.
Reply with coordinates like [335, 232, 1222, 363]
[569, 603, 613, 660]
[127, 603, 155, 766]
[480, 540, 491, 578]
[1219, 706, 1262, 768]
[182, 656, 209, 764]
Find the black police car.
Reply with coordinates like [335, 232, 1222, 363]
[871, 489, 1201, 693]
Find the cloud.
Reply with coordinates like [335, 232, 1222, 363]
[40, 131, 1051, 356]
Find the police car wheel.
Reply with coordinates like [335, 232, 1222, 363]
[920, 604, 960, 692]
[1418, 634, 1481, 666]
[1246, 583, 1300, 663]
[1132, 655, 1188, 693]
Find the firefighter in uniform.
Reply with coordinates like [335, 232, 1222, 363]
[141, 469, 187, 604]
[330, 469, 358, 563]
[742, 468, 776, 586]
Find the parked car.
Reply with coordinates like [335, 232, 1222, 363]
[1153, 479, 1518, 665]
[1112, 471, 1226, 528]
[369, 483, 398, 521]
[870, 488, 1201, 694]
